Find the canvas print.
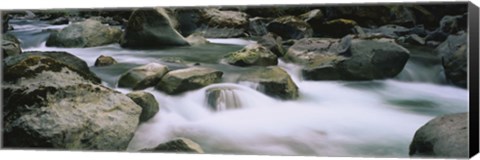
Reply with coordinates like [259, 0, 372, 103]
[1, 2, 478, 159]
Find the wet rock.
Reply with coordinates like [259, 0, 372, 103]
[439, 15, 466, 34]
[121, 8, 189, 49]
[363, 24, 410, 38]
[141, 138, 204, 153]
[206, 87, 242, 111]
[156, 67, 223, 95]
[199, 8, 248, 28]
[195, 27, 246, 38]
[404, 34, 426, 45]
[94, 55, 117, 67]
[257, 32, 285, 57]
[409, 112, 468, 158]
[435, 32, 466, 60]
[2, 13, 10, 33]
[185, 32, 209, 45]
[4, 51, 101, 83]
[238, 66, 298, 100]
[442, 44, 467, 88]
[299, 9, 324, 24]
[127, 91, 159, 122]
[2, 33, 22, 58]
[2, 53, 141, 150]
[286, 36, 410, 80]
[118, 63, 169, 90]
[46, 19, 122, 48]
[267, 16, 313, 40]
[225, 44, 278, 67]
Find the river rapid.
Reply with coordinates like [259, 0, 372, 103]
[9, 19, 469, 157]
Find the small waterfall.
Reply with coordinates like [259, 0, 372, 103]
[206, 87, 242, 111]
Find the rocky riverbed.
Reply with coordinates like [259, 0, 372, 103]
[1, 3, 471, 158]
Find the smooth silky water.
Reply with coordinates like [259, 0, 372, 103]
[9, 20, 469, 157]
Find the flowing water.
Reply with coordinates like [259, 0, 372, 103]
[7, 20, 469, 157]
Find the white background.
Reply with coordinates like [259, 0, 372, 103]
[1, 0, 479, 160]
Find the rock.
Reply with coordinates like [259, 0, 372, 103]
[141, 138, 204, 153]
[2, 53, 141, 150]
[2, 33, 22, 58]
[118, 63, 169, 90]
[316, 18, 358, 38]
[439, 15, 466, 34]
[2, 13, 10, 33]
[267, 16, 313, 40]
[199, 8, 248, 28]
[3, 51, 101, 83]
[362, 24, 410, 38]
[299, 9, 324, 24]
[49, 17, 69, 25]
[120, 8, 189, 49]
[195, 27, 246, 38]
[225, 44, 278, 67]
[126, 91, 159, 122]
[404, 34, 426, 45]
[435, 32, 467, 60]
[257, 32, 285, 57]
[206, 87, 242, 111]
[238, 66, 298, 100]
[185, 32, 209, 45]
[248, 17, 271, 36]
[46, 19, 122, 48]
[409, 112, 468, 158]
[175, 9, 202, 36]
[94, 55, 117, 67]
[442, 44, 467, 88]
[155, 67, 223, 95]
[89, 16, 122, 26]
[286, 36, 410, 80]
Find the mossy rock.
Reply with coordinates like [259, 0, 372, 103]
[155, 67, 223, 95]
[127, 91, 159, 122]
[225, 44, 278, 67]
[118, 63, 169, 90]
[238, 66, 299, 100]
[267, 16, 313, 40]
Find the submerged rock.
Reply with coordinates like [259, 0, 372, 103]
[94, 55, 117, 67]
[156, 67, 223, 95]
[238, 66, 298, 100]
[206, 87, 242, 111]
[267, 16, 313, 40]
[121, 8, 189, 48]
[46, 19, 122, 48]
[118, 63, 169, 90]
[409, 112, 468, 158]
[3, 53, 141, 150]
[141, 138, 204, 153]
[127, 91, 159, 122]
[225, 44, 278, 67]
[2, 33, 22, 58]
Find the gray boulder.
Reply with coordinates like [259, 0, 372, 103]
[267, 16, 313, 40]
[2, 33, 22, 58]
[286, 36, 410, 80]
[225, 44, 278, 67]
[121, 8, 189, 48]
[238, 66, 298, 100]
[46, 19, 122, 48]
[409, 112, 468, 158]
[155, 67, 223, 95]
[141, 138, 204, 153]
[126, 91, 159, 122]
[118, 63, 169, 90]
[199, 8, 248, 28]
[248, 17, 272, 36]
[435, 32, 467, 88]
[94, 55, 117, 67]
[257, 32, 285, 57]
[3, 53, 142, 150]
[206, 87, 242, 111]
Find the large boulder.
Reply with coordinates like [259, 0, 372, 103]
[2, 33, 22, 58]
[155, 67, 223, 95]
[120, 8, 189, 48]
[2, 53, 142, 150]
[409, 112, 468, 158]
[206, 87, 242, 111]
[94, 55, 117, 67]
[118, 63, 169, 90]
[141, 138, 204, 153]
[199, 8, 248, 28]
[248, 17, 272, 37]
[285, 36, 410, 80]
[46, 19, 122, 48]
[315, 19, 359, 38]
[238, 66, 298, 100]
[224, 44, 278, 67]
[434, 32, 467, 88]
[438, 14, 467, 34]
[266, 16, 313, 40]
[126, 91, 159, 122]
[3, 51, 101, 83]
